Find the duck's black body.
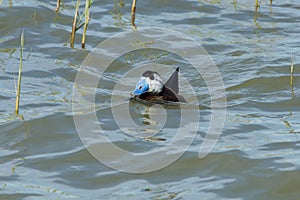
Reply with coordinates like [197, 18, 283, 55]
[138, 85, 186, 102]
[131, 67, 186, 103]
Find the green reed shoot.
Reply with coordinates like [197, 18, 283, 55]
[70, 0, 80, 48]
[81, 0, 92, 48]
[255, 0, 273, 12]
[15, 31, 24, 115]
[255, 0, 260, 12]
[131, 0, 137, 28]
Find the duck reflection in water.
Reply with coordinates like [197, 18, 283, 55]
[131, 102, 165, 126]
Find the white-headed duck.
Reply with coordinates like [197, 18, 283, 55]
[131, 67, 186, 103]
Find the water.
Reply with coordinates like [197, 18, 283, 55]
[1, 0, 300, 199]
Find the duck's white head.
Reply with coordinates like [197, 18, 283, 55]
[132, 71, 164, 96]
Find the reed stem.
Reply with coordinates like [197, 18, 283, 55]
[290, 54, 294, 87]
[56, 0, 61, 12]
[131, 0, 137, 28]
[15, 31, 24, 115]
[70, 0, 80, 48]
[255, 0, 259, 12]
[81, 0, 92, 48]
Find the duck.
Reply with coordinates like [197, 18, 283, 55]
[131, 67, 186, 103]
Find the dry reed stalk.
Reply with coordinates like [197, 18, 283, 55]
[131, 0, 137, 28]
[15, 31, 24, 115]
[81, 0, 92, 48]
[56, 0, 61, 12]
[70, 0, 80, 48]
[290, 54, 294, 87]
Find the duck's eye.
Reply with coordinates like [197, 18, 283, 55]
[138, 86, 143, 90]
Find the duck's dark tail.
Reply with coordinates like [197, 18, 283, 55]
[165, 67, 179, 94]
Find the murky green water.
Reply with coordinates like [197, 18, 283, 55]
[1, 0, 300, 199]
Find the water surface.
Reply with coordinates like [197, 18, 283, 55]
[0, 0, 300, 199]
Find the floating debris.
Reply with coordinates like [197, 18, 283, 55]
[141, 136, 166, 142]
